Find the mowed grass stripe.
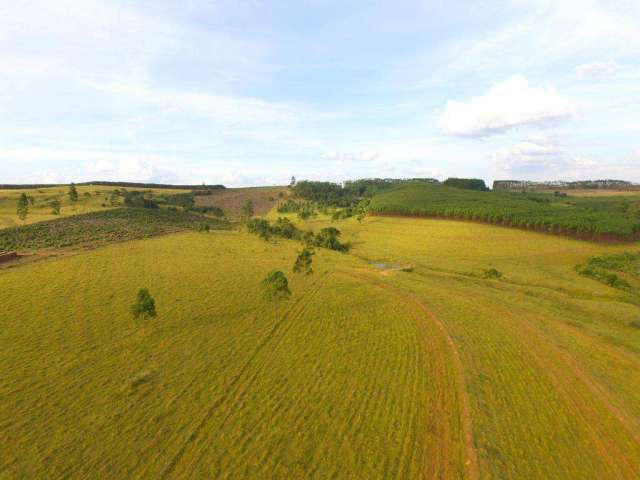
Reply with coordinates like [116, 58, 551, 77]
[162, 274, 329, 478]
[388, 271, 640, 478]
[342, 270, 472, 479]
[168, 270, 441, 479]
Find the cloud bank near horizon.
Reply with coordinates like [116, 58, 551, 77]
[1, 0, 639, 187]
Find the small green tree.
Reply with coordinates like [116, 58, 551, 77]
[16, 193, 29, 221]
[241, 200, 254, 222]
[131, 288, 157, 320]
[50, 199, 61, 215]
[293, 247, 314, 275]
[68, 183, 79, 204]
[262, 271, 291, 301]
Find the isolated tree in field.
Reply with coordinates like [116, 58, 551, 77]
[131, 288, 157, 320]
[50, 199, 61, 215]
[16, 193, 29, 221]
[242, 200, 254, 221]
[262, 271, 291, 301]
[293, 247, 314, 275]
[68, 183, 79, 204]
[289, 176, 296, 188]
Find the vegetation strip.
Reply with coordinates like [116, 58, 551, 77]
[0, 208, 228, 251]
[368, 183, 640, 241]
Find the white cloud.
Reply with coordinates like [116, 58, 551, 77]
[438, 75, 576, 137]
[490, 136, 640, 182]
[490, 135, 567, 177]
[575, 60, 622, 77]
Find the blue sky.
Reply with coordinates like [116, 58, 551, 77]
[1, 0, 639, 186]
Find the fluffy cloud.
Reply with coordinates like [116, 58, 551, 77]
[490, 136, 640, 182]
[438, 75, 576, 137]
[490, 136, 568, 177]
[575, 60, 622, 77]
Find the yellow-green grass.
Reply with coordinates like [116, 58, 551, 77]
[0, 185, 187, 230]
[272, 212, 640, 477]
[0, 231, 465, 478]
[4, 209, 640, 478]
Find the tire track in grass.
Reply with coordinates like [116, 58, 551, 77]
[343, 270, 479, 480]
[158, 274, 328, 479]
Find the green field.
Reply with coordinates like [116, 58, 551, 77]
[368, 182, 640, 239]
[2, 189, 640, 478]
[0, 185, 190, 230]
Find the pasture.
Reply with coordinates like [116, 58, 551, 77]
[0, 185, 187, 230]
[1, 191, 640, 478]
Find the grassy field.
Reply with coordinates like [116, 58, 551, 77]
[2, 196, 640, 478]
[368, 182, 640, 239]
[0, 231, 467, 478]
[0, 185, 187, 229]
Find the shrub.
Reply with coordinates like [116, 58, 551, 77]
[293, 248, 314, 275]
[262, 271, 291, 301]
[131, 289, 157, 320]
[628, 320, 640, 329]
[483, 268, 503, 279]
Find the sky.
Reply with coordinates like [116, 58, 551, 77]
[1, 0, 639, 187]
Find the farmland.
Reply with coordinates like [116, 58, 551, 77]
[0, 185, 188, 229]
[1, 185, 640, 478]
[368, 182, 640, 240]
[0, 208, 228, 252]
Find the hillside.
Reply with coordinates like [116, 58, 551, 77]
[0, 185, 189, 229]
[1, 192, 640, 477]
[368, 182, 640, 241]
[195, 186, 289, 218]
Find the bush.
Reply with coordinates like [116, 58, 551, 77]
[628, 320, 640, 329]
[131, 289, 157, 320]
[483, 268, 503, 279]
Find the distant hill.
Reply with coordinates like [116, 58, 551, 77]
[0, 181, 225, 190]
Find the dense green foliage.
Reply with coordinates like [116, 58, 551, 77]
[576, 251, 640, 292]
[123, 191, 160, 209]
[130, 288, 157, 320]
[16, 194, 29, 220]
[443, 178, 489, 191]
[0, 208, 228, 251]
[369, 183, 640, 238]
[293, 247, 314, 274]
[292, 178, 440, 207]
[262, 271, 291, 301]
[247, 217, 349, 252]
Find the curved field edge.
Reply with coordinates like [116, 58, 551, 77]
[0, 231, 464, 479]
[368, 183, 640, 242]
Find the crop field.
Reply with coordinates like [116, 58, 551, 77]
[0, 185, 187, 229]
[0, 208, 227, 252]
[2, 194, 640, 478]
[368, 182, 640, 239]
